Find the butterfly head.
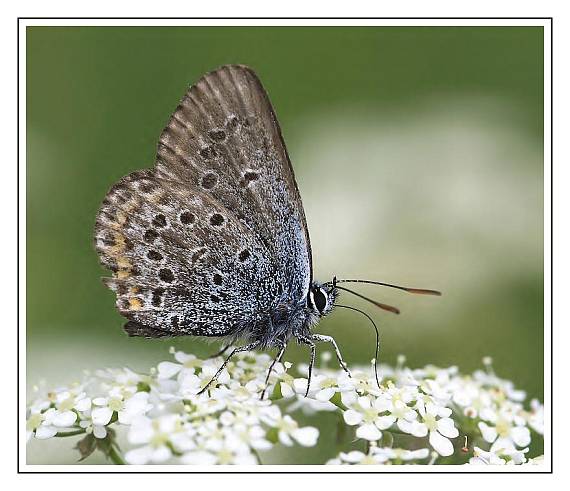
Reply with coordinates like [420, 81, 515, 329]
[307, 281, 338, 317]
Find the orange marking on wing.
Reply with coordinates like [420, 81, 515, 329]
[129, 298, 142, 311]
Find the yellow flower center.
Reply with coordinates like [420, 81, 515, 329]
[495, 417, 510, 437]
[27, 413, 43, 431]
[423, 414, 438, 431]
[108, 397, 124, 412]
[363, 408, 380, 423]
[58, 397, 75, 411]
[217, 449, 234, 464]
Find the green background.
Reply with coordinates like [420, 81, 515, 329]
[26, 26, 544, 464]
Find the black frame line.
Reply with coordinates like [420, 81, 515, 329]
[17, 16, 553, 475]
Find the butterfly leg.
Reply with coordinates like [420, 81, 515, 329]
[260, 343, 287, 400]
[312, 334, 352, 378]
[206, 344, 230, 359]
[197, 341, 260, 395]
[296, 335, 316, 397]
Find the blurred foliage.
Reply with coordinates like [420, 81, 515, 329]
[26, 26, 544, 466]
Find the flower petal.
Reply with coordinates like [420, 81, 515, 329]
[182, 450, 218, 465]
[125, 445, 154, 465]
[376, 415, 396, 430]
[93, 425, 107, 439]
[280, 382, 294, 398]
[91, 406, 113, 426]
[478, 422, 497, 443]
[343, 409, 363, 426]
[429, 430, 454, 457]
[75, 397, 91, 412]
[510, 426, 531, 447]
[315, 387, 336, 402]
[409, 421, 428, 437]
[52, 410, 77, 427]
[35, 425, 57, 439]
[437, 417, 459, 438]
[157, 361, 182, 379]
[292, 426, 319, 447]
[356, 423, 382, 441]
[151, 445, 172, 463]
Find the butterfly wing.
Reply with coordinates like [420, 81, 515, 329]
[95, 65, 312, 338]
[155, 65, 312, 300]
[95, 171, 279, 337]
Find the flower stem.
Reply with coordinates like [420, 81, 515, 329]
[56, 429, 86, 437]
[108, 444, 126, 465]
[252, 448, 263, 465]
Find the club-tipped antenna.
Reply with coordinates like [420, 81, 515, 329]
[336, 304, 381, 388]
[334, 277, 441, 296]
[334, 285, 401, 314]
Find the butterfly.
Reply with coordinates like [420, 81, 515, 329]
[94, 65, 440, 396]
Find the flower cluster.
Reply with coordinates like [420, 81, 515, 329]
[26, 350, 544, 466]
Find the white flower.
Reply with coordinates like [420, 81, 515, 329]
[33, 407, 78, 439]
[182, 446, 257, 465]
[372, 446, 430, 463]
[125, 414, 195, 464]
[469, 440, 528, 465]
[343, 395, 395, 441]
[157, 351, 203, 380]
[327, 447, 429, 465]
[414, 402, 459, 456]
[91, 390, 152, 427]
[178, 363, 230, 396]
[473, 369, 526, 402]
[261, 409, 318, 447]
[26, 397, 51, 440]
[388, 402, 419, 434]
[327, 450, 382, 465]
[26, 349, 543, 466]
[305, 373, 340, 402]
[79, 419, 108, 439]
[526, 398, 544, 434]
[478, 408, 531, 448]
[450, 378, 494, 419]
[337, 369, 382, 398]
[469, 446, 506, 465]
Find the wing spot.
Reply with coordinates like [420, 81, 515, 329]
[199, 146, 218, 160]
[210, 295, 220, 303]
[180, 211, 195, 225]
[238, 249, 251, 262]
[147, 250, 163, 261]
[213, 273, 223, 285]
[144, 229, 159, 243]
[210, 214, 224, 227]
[124, 237, 134, 251]
[159, 268, 175, 283]
[208, 129, 226, 142]
[171, 316, 179, 328]
[240, 171, 260, 187]
[201, 172, 218, 190]
[152, 214, 167, 228]
[152, 288, 164, 307]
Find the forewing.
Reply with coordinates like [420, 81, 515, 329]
[155, 65, 312, 300]
[94, 171, 278, 337]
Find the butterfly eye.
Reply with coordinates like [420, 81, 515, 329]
[311, 287, 328, 313]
